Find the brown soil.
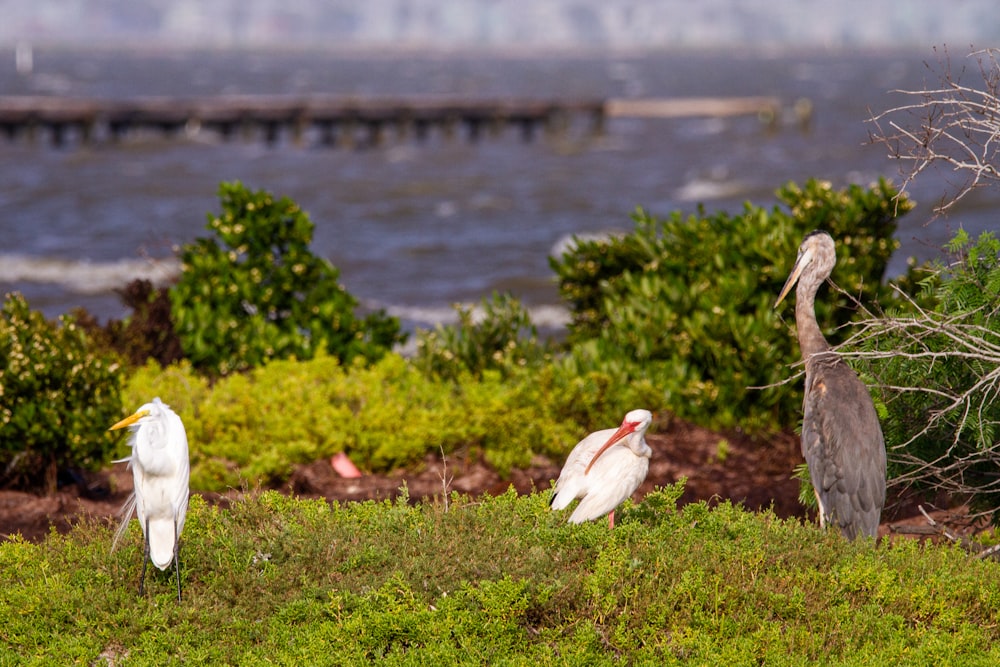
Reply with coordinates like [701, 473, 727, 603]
[0, 416, 975, 545]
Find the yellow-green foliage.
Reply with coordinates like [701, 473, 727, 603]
[123, 353, 585, 491]
[3, 486, 1000, 664]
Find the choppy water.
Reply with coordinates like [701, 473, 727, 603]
[1, 48, 995, 330]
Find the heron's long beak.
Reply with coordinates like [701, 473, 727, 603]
[584, 421, 638, 475]
[109, 409, 149, 431]
[774, 248, 812, 308]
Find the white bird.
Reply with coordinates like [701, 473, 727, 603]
[551, 409, 653, 527]
[109, 397, 190, 601]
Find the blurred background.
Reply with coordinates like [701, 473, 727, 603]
[0, 0, 996, 329]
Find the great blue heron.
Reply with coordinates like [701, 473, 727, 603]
[110, 397, 190, 601]
[775, 231, 886, 540]
[551, 409, 653, 527]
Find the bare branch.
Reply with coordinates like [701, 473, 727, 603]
[869, 47, 1000, 214]
[831, 294, 1000, 501]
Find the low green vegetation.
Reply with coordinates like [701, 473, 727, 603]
[414, 292, 553, 381]
[2, 485, 999, 664]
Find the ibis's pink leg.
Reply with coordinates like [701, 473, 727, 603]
[608, 511, 615, 529]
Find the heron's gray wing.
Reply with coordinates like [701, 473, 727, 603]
[803, 360, 886, 540]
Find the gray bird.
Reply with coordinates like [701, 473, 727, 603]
[775, 230, 886, 540]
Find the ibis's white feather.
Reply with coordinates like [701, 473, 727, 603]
[551, 409, 653, 524]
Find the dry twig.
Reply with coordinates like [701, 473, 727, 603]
[438, 444, 453, 512]
[869, 47, 1000, 214]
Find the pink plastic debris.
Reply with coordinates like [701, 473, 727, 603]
[331, 451, 362, 479]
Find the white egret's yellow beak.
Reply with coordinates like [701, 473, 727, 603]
[775, 247, 813, 308]
[109, 409, 149, 431]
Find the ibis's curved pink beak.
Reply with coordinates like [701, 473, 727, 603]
[584, 420, 638, 475]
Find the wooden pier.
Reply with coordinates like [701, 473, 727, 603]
[0, 94, 801, 149]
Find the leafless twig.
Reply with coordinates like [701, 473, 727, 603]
[908, 505, 1000, 560]
[438, 444, 453, 512]
[869, 46, 1000, 215]
[823, 292, 1000, 511]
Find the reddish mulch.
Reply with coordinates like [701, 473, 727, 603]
[0, 416, 975, 545]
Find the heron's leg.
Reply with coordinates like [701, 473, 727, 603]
[139, 517, 150, 596]
[174, 518, 182, 603]
[813, 488, 827, 529]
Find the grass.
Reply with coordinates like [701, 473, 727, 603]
[2, 482, 1000, 665]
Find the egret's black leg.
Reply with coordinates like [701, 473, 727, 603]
[139, 517, 150, 596]
[174, 519, 182, 602]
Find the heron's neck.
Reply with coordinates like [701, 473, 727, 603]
[795, 282, 831, 359]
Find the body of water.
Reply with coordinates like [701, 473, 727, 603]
[1, 48, 994, 331]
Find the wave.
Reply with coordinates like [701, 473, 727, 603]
[673, 177, 750, 203]
[382, 302, 569, 330]
[0, 254, 180, 295]
[549, 231, 621, 259]
[0, 253, 570, 331]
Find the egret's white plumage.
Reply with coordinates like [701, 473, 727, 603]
[110, 397, 190, 600]
[551, 409, 653, 526]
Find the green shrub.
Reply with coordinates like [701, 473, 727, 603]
[550, 178, 917, 431]
[853, 229, 1000, 517]
[0, 293, 122, 490]
[413, 292, 553, 381]
[170, 181, 405, 376]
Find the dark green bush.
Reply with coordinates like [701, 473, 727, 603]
[0, 293, 122, 490]
[170, 182, 405, 376]
[413, 292, 552, 381]
[75, 279, 183, 369]
[550, 178, 917, 431]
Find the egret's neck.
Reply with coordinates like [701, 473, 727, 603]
[795, 281, 831, 359]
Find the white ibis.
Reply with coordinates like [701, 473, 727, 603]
[551, 409, 653, 527]
[775, 230, 886, 540]
[109, 397, 191, 601]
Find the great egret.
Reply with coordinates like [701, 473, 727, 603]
[551, 409, 653, 527]
[775, 230, 886, 540]
[109, 397, 190, 601]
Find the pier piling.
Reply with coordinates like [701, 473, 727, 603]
[0, 94, 806, 149]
